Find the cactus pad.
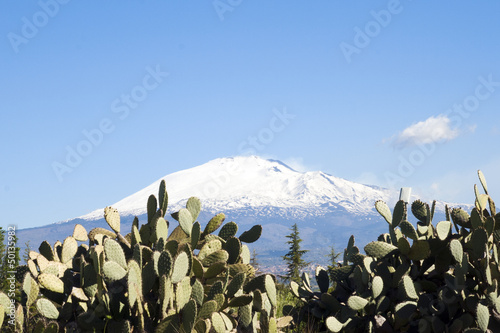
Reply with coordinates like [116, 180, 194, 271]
[36, 298, 59, 320]
[375, 200, 392, 225]
[104, 206, 120, 233]
[218, 221, 238, 241]
[239, 225, 262, 243]
[72, 224, 88, 242]
[171, 252, 189, 283]
[102, 261, 127, 281]
[364, 241, 398, 259]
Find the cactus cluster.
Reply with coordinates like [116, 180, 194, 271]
[0, 180, 288, 332]
[290, 170, 500, 332]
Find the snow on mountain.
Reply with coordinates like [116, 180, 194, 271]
[80, 156, 394, 221]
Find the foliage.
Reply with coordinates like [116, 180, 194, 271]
[326, 245, 341, 280]
[0, 180, 292, 332]
[282, 223, 309, 284]
[289, 170, 500, 332]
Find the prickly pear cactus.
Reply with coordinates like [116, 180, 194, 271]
[289, 170, 500, 332]
[3, 180, 287, 333]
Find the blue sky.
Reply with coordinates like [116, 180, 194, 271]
[1, 1, 500, 229]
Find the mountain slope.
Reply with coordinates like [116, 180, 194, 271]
[80, 156, 393, 221]
[18, 156, 469, 271]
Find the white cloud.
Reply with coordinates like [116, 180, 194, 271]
[392, 115, 460, 149]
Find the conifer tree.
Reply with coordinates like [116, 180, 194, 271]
[249, 249, 260, 276]
[326, 245, 341, 276]
[282, 223, 309, 283]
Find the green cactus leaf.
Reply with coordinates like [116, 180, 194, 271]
[103, 261, 127, 281]
[192, 257, 204, 279]
[104, 238, 127, 269]
[204, 261, 227, 279]
[228, 294, 253, 307]
[239, 225, 262, 243]
[397, 237, 411, 255]
[38, 273, 64, 293]
[372, 275, 384, 299]
[395, 301, 417, 320]
[104, 206, 120, 233]
[198, 300, 218, 319]
[347, 295, 368, 311]
[412, 200, 428, 222]
[392, 200, 406, 227]
[72, 224, 88, 242]
[471, 208, 484, 230]
[469, 228, 488, 261]
[239, 303, 253, 328]
[329, 265, 354, 282]
[159, 179, 168, 217]
[207, 281, 224, 301]
[436, 221, 451, 241]
[325, 316, 343, 332]
[187, 196, 201, 222]
[364, 241, 398, 258]
[61, 236, 78, 264]
[147, 194, 157, 224]
[203, 250, 229, 267]
[315, 266, 330, 294]
[225, 237, 241, 264]
[477, 194, 489, 213]
[178, 208, 193, 237]
[265, 275, 277, 307]
[203, 213, 226, 235]
[0, 305, 4, 331]
[191, 221, 201, 249]
[476, 302, 489, 332]
[88, 227, 116, 242]
[375, 200, 392, 225]
[450, 239, 463, 263]
[199, 239, 222, 261]
[211, 312, 225, 333]
[23, 273, 39, 307]
[227, 272, 246, 298]
[158, 250, 172, 277]
[451, 208, 470, 228]
[182, 299, 197, 333]
[399, 220, 418, 241]
[154, 217, 169, 242]
[171, 252, 190, 283]
[400, 275, 418, 300]
[408, 240, 431, 261]
[36, 298, 59, 319]
[39, 241, 55, 261]
[176, 277, 192, 311]
[240, 244, 251, 264]
[478, 170, 488, 194]
[191, 278, 204, 306]
[218, 221, 239, 241]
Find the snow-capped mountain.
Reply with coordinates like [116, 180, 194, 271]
[18, 156, 468, 269]
[80, 156, 393, 221]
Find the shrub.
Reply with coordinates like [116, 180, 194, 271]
[289, 171, 500, 332]
[0, 180, 291, 332]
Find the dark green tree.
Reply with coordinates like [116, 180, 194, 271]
[326, 245, 341, 279]
[282, 223, 309, 283]
[249, 248, 261, 275]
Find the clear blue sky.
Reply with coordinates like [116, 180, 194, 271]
[2, 1, 499, 229]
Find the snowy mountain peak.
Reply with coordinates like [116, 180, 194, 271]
[80, 156, 393, 221]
